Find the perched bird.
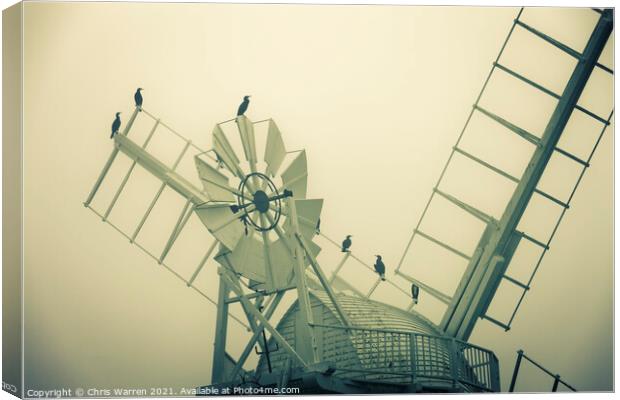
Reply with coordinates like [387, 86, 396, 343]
[110, 112, 121, 138]
[341, 235, 352, 252]
[134, 88, 144, 110]
[237, 95, 251, 117]
[374, 255, 386, 281]
[215, 154, 224, 169]
[411, 284, 420, 304]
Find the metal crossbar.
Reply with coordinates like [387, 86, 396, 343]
[514, 18, 612, 76]
[415, 230, 471, 260]
[494, 62, 609, 125]
[433, 188, 493, 224]
[474, 105, 541, 146]
[515, 20, 583, 60]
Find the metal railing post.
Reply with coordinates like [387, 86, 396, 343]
[491, 354, 501, 392]
[509, 350, 524, 392]
[409, 333, 417, 386]
[450, 338, 459, 389]
[552, 374, 561, 392]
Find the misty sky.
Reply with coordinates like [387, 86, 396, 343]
[19, 2, 613, 393]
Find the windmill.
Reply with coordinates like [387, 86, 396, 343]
[84, 7, 613, 394]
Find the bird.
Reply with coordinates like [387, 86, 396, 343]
[110, 112, 121, 138]
[215, 154, 224, 169]
[374, 255, 386, 281]
[341, 235, 352, 252]
[237, 95, 251, 117]
[134, 88, 144, 110]
[411, 284, 420, 304]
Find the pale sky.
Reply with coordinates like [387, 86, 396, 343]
[18, 2, 613, 393]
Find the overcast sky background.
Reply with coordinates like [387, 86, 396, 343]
[17, 2, 614, 394]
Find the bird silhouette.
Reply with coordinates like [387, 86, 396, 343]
[411, 284, 420, 304]
[110, 112, 121, 138]
[215, 154, 224, 169]
[341, 235, 352, 252]
[374, 255, 386, 281]
[134, 88, 144, 110]
[237, 95, 251, 117]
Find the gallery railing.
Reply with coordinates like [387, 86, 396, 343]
[311, 323, 500, 392]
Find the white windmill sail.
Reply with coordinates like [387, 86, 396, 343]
[281, 150, 308, 199]
[389, 7, 614, 339]
[195, 156, 235, 202]
[264, 119, 287, 177]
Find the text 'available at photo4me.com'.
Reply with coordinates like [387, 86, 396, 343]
[22, 386, 302, 398]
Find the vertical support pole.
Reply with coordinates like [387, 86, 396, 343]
[509, 350, 524, 392]
[211, 274, 230, 384]
[552, 375, 561, 392]
[228, 291, 285, 381]
[218, 256, 267, 355]
[287, 197, 320, 364]
[219, 267, 308, 368]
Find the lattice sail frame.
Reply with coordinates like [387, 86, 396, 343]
[390, 8, 614, 339]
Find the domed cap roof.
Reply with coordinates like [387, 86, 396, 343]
[311, 290, 441, 335]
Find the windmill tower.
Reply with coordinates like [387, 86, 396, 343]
[84, 7, 613, 394]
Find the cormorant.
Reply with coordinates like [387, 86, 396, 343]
[341, 235, 352, 252]
[374, 255, 386, 281]
[134, 88, 144, 110]
[411, 284, 420, 304]
[110, 112, 121, 138]
[237, 95, 251, 116]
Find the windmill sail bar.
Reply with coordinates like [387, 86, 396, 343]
[396, 8, 614, 340]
